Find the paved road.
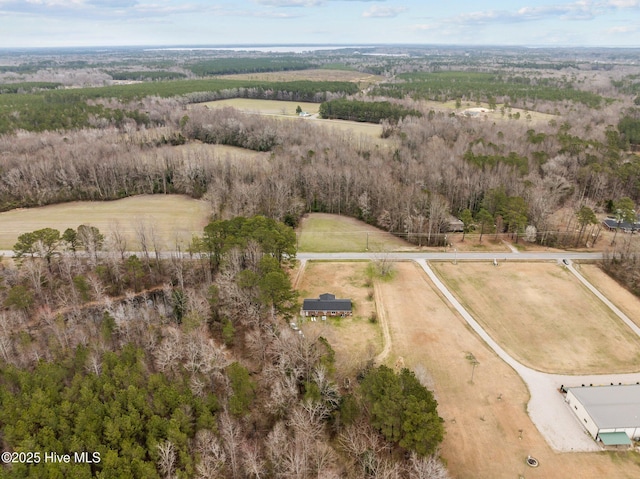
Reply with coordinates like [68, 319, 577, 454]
[297, 251, 604, 261]
[1, 249, 605, 262]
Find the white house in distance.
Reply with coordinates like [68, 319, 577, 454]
[301, 293, 352, 319]
[565, 384, 640, 446]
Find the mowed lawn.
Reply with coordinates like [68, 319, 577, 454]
[377, 261, 640, 479]
[0, 195, 212, 250]
[297, 213, 415, 252]
[432, 261, 640, 374]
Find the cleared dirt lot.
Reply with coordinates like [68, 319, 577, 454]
[0, 195, 211, 250]
[296, 261, 381, 377]
[297, 213, 414, 252]
[378, 261, 640, 479]
[431, 261, 640, 374]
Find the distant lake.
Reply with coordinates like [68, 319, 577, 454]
[145, 45, 368, 53]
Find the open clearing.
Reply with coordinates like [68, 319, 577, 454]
[203, 98, 321, 116]
[173, 142, 269, 163]
[297, 213, 415, 252]
[296, 261, 381, 377]
[419, 99, 557, 124]
[201, 98, 384, 138]
[432, 262, 640, 374]
[0, 195, 211, 250]
[377, 261, 640, 479]
[216, 69, 383, 86]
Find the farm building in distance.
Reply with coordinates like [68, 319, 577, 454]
[565, 384, 640, 446]
[302, 293, 352, 318]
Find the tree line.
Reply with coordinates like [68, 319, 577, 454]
[0, 216, 448, 478]
[373, 71, 606, 108]
[1, 100, 639, 248]
[0, 79, 359, 134]
[319, 99, 422, 124]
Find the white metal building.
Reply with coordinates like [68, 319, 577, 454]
[565, 384, 640, 446]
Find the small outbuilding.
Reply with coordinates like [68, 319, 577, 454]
[565, 384, 640, 446]
[302, 293, 352, 318]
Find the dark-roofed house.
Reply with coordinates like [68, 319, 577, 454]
[565, 384, 640, 446]
[602, 214, 640, 232]
[302, 293, 352, 318]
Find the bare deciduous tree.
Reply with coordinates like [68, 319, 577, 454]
[156, 440, 176, 479]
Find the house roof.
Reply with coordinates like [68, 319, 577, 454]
[603, 214, 640, 231]
[302, 293, 352, 312]
[568, 384, 640, 430]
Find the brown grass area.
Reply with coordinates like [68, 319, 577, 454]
[378, 261, 640, 479]
[203, 98, 321, 116]
[0, 195, 211, 250]
[173, 142, 269, 163]
[216, 69, 383, 85]
[432, 262, 640, 374]
[297, 213, 415, 252]
[296, 261, 380, 377]
[202, 98, 385, 138]
[579, 264, 640, 328]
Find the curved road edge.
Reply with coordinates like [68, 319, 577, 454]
[416, 259, 640, 453]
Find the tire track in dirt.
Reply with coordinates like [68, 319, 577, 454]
[373, 279, 392, 365]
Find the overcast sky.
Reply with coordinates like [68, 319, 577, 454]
[1, 0, 639, 48]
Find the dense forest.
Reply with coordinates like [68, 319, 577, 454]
[319, 99, 422, 124]
[0, 217, 447, 478]
[2, 45, 640, 478]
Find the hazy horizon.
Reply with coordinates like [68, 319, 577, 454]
[1, 1, 639, 49]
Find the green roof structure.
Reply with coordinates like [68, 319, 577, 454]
[598, 432, 632, 446]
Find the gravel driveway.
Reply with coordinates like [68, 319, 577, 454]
[418, 259, 640, 452]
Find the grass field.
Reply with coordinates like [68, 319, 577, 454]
[296, 261, 381, 377]
[579, 264, 640, 328]
[173, 142, 269, 163]
[377, 261, 640, 479]
[432, 262, 640, 374]
[216, 69, 384, 86]
[0, 195, 211, 250]
[297, 213, 414, 252]
[201, 98, 384, 138]
[203, 98, 321, 116]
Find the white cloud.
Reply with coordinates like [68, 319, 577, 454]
[254, 0, 323, 6]
[362, 5, 406, 18]
[447, 1, 601, 26]
[410, 23, 434, 31]
[254, 0, 379, 6]
[606, 0, 640, 7]
[606, 24, 640, 32]
[87, 0, 138, 7]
